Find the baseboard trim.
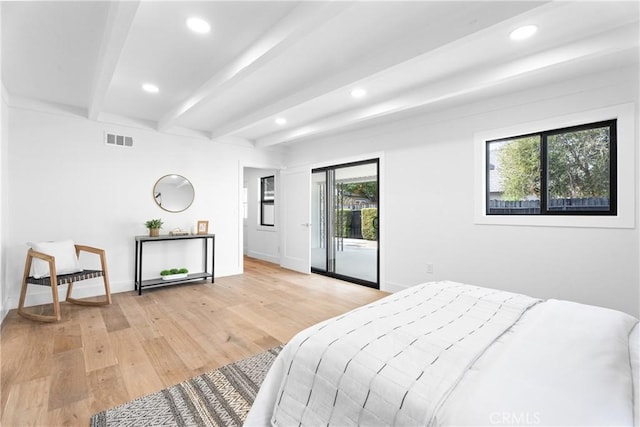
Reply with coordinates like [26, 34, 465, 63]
[4, 271, 242, 311]
[246, 250, 279, 265]
[0, 298, 9, 325]
[6, 279, 133, 311]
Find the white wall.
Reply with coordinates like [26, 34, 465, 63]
[0, 87, 8, 320]
[4, 106, 283, 313]
[284, 65, 640, 317]
[3, 65, 638, 321]
[244, 167, 280, 263]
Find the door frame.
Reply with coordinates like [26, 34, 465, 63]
[238, 161, 282, 273]
[311, 158, 380, 289]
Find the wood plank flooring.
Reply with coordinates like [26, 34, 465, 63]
[0, 257, 387, 426]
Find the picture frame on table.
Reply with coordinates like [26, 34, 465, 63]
[197, 220, 209, 235]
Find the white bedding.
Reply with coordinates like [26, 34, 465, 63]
[245, 281, 639, 426]
[436, 299, 638, 426]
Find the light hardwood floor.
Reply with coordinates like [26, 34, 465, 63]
[0, 257, 387, 426]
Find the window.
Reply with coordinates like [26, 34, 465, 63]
[486, 120, 616, 216]
[260, 175, 275, 226]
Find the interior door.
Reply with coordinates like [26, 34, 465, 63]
[279, 166, 311, 273]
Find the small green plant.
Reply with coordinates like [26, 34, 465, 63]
[145, 219, 163, 229]
[160, 268, 189, 276]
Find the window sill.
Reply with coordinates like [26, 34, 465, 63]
[474, 214, 633, 229]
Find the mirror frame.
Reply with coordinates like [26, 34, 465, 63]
[153, 174, 195, 213]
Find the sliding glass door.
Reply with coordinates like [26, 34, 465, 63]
[311, 159, 379, 288]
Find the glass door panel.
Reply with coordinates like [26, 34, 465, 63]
[334, 162, 378, 284]
[311, 159, 379, 289]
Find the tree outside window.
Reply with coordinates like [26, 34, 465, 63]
[487, 120, 616, 215]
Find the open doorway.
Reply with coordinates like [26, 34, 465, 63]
[311, 159, 379, 289]
[242, 167, 280, 266]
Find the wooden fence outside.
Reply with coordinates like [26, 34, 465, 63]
[488, 197, 610, 214]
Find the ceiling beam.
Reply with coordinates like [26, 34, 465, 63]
[87, 1, 139, 121]
[208, 1, 551, 140]
[207, 35, 438, 140]
[157, 1, 353, 132]
[255, 24, 639, 148]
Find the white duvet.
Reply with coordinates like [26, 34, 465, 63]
[245, 281, 639, 426]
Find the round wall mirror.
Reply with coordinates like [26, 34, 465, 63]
[153, 174, 195, 212]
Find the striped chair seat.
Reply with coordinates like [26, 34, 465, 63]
[26, 270, 104, 286]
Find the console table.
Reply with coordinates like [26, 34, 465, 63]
[134, 234, 215, 295]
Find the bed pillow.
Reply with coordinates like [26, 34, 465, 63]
[28, 240, 82, 278]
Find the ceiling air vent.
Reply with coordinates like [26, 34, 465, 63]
[105, 132, 133, 148]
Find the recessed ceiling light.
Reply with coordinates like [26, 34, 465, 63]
[142, 83, 159, 93]
[275, 117, 287, 125]
[187, 17, 211, 34]
[510, 25, 537, 41]
[350, 88, 367, 99]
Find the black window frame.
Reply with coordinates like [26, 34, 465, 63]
[486, 119, 617, 216]
[260, 175, 275, 226]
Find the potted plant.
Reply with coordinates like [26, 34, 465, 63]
[160, 268, 189, 281]
[145, 219, 163, 237]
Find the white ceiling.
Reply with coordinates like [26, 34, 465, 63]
[2, 1, 638, 149]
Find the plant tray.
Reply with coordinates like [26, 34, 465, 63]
[161, 273, 188, 281]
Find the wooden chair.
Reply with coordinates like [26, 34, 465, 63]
[18, 244, 111, 322]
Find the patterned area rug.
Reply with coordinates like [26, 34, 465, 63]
[90, 346, 282, 427]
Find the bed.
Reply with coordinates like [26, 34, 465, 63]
[245, 281, 639, 426]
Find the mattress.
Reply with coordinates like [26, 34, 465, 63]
[245, 281, 639, 426]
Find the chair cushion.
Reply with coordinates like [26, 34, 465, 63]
[28, 240, 82, 278]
